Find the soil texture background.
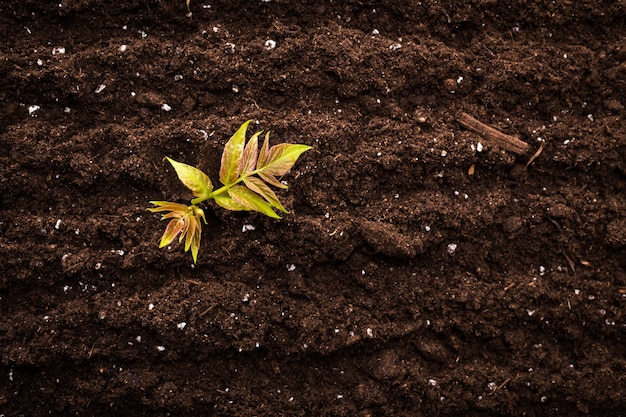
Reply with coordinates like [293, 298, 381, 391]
[1, 0, 626, 416]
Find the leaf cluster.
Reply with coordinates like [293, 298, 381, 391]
[148, 120, 311, 262]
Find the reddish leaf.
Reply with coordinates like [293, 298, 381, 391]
[257, 140, 311, 177]
[228, 185, 281, 219]
[148, 201, 189, 214]
[148, 201, 205, 263]
[184, 215, 197, 251]
[257, 132, 272, 168]
[243, 176, 288, 213]
[239, 131, 261, 175]
[190, 223, 201, 262]
[258, 172, 288, 189]
[220, 120, 252, 185]
[159, 218, 185, 248]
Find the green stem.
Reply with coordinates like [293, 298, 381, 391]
[190, 169, 262, 206]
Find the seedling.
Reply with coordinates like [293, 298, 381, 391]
[148, 120, 311, 262]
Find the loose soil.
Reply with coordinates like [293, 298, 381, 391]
[1, 1, 625, 416]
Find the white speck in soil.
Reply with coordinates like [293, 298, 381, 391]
[242, 224, 255, 232]
[157, 346, 166, 352]
[265, 40, 276, 50]
[428, 379, 437, 386]
[447, 243, 457, 254]
[28, 105, 40, 116]
[148, 303, 155, 310]
[161, 103, 172, 111]
[94, 84, 106, 94]
[287, 264, 296, 272]
[54, 219, 62, 229]
[52, 47, 65, 55]
[177, 322, 187, 330]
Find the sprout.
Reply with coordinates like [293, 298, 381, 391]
[148, 121, 311, 263]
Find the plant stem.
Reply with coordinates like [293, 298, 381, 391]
[190, 169, 261, 205]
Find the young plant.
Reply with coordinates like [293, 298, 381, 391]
[148, 120, 311, 262]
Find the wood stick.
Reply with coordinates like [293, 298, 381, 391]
[457, 112, 530, 155]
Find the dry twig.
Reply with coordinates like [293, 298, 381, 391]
[457, 112, 530, 154]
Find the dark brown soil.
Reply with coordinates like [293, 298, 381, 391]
[1, 1, 625, 416]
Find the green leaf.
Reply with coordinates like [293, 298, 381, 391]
[257, 134, 311, 178]
[166, 158, 212, 199]
[228, 185, 281, 219]
[220, 120, 252, 185]
[213, 195, 249, 211]
[243, 176, 288, 213]
[190, 223, 201, 263]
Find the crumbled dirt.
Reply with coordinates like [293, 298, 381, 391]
[1, 1, 625, 416]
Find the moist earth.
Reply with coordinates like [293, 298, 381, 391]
[1, 1, 625, 416]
